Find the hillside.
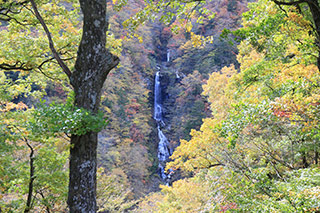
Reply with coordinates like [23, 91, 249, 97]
[1, 0, 320, 212]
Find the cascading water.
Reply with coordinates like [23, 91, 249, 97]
[154, 71, 162, 122]
[154, 71, 172, 183]
[167, 49, 170, 62]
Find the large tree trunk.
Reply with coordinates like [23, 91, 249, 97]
[307, 0, 320, 70]
[67, 0, 119, 212]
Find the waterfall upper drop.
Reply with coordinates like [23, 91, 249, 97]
[154, 72, 162, 121]
[154, 71, 171, 183]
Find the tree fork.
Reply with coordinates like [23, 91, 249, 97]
[67, 0, 119, 212]
[30, 0, 119, 211]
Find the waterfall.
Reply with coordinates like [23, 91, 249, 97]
[167, 49, 170, 62]
[154, 72, 162, 121]
[154, 71, 171, 183]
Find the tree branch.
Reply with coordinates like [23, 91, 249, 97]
[273, 0, 308, 5]
[206, 163, 225, 168]
[0, 61, 33, 71]
[0, 1, 29, 19]
[182, 0, 206, 3]
[273, 0, 320, 13]
[10, 125, 36, 213]
[24, 138, 35, 213]
[29, 0, 72, 78]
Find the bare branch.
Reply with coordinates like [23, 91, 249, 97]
[0, 1, 29, 21]
[29, 0, 72, 78]
[206, 163, 225, 168]
[0, 62, 33, 71]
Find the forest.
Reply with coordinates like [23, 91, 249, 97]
[1, 0, 320, 212]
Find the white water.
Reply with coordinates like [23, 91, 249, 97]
[154, 72, 162, 121]
[154, 71, 171, 183]
[157, 126, 170, 162]
[175, 70, 180, 79]
[167, 49, 170, 62]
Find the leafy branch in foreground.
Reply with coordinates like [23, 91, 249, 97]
[30, 98, 108, 137]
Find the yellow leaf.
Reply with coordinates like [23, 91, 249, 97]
[186, 22, 192, 32]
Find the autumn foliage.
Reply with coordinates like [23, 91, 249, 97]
[138, 0, 320, 211]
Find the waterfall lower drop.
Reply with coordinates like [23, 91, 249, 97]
[154, 71, 172, 184]
[167, 49, 170, 62]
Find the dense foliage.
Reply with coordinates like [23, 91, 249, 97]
[159, 0, 247, 151]
[1, 0, 320, 211]
[138, 0, 320, 211]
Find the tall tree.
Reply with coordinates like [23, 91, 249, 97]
[0, 0, 119, 211]
[67, 1, 119, 211]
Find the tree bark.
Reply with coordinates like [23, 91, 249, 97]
[307, 0, 320, 70]
[67, 0, 119, 212]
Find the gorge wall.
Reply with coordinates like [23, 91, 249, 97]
[96, 0, 249, 199]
